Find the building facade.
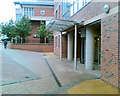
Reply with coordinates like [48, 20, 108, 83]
[14, 0, 54, 43]
[47, 0, 120, 88]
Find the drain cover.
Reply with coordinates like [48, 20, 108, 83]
[25, 76, 30, 78]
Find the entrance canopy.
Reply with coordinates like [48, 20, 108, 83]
[46, 19, 84, 32]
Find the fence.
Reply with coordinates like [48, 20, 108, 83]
[12, 38, 54, 44]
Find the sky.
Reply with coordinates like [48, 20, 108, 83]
[0, 0, 36, 24]
[0, 0, 41, 24]
[0, 0, 17, 24]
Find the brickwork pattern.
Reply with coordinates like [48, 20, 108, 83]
[9, 43, 54, 52]
[27, 6, 54, 43]
[54, 34, 67, 58]
[26, 21, 40, 43]
[34, 7, 54, 17]
[54, 34, 60, 56]
[101, 13, 119, 87]
[62, 35, 67, 58]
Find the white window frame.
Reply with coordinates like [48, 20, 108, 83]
[23, 7, 34, 16]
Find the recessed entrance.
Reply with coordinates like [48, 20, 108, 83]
[66, 21, 101, 71]
[80, 22, 101, 71]
[92, 23, 101, 70]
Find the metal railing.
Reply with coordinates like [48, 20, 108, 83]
[12, 39, 54, 44]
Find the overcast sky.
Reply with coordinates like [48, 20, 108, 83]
[0, 0, 17, 24]
[0, 0, 41, 24]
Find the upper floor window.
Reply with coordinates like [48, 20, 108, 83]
[56, 10, 58, 19]
[59, 5, 60, 19]
[62, 0, 91, 20]
[23, 7, 34, 16]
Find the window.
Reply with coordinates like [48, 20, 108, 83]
[41, 11, 45, 15]
[77, 0, 79, 10]
[56, 10, 58, 19]
[62, 0, 92, 20]
[59, 6, 60, 18]
[82, 0, 85, 6]
[23, 7, 34, 16]
[16, 14, 22, 21]
[55, 36, 57, 48]
[79, 0, 83, 9]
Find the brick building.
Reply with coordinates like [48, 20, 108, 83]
[14, 0, 54, 43]
[47, 0, 120, 88]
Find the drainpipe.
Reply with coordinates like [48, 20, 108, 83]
[74, 24, 77, 71]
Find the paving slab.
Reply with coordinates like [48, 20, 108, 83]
[2, 53, 40, 86]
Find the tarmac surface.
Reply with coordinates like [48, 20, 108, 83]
[0, 43, 118, 95]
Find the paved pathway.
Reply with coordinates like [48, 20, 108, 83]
[0, 43, 118, 95]
[0, 43, 58, 94]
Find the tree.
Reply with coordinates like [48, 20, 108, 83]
[15, 16, 33, 43]
[1, 19, 16, 40]
[36, 21, 53, 43]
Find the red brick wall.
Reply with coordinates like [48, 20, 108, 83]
[26, 5, 54, 43]
[26, 21, 40, 43]
[101, 13, 119, 87]
[54, 34, 67, 58]
[54, 34, 60, 56]
[54, 2, 64, 57]
[9, 43, 54, 52]
[34, 7, 54, 17]
[62, 35, 67, 58]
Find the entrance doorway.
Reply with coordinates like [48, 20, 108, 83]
[93, 23, 101, 70]
[80, 23, 101, 70]
[80, 37, 86, 64]
[94, 36, 101, 70]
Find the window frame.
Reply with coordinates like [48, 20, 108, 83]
[23, 7, 34, 16]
